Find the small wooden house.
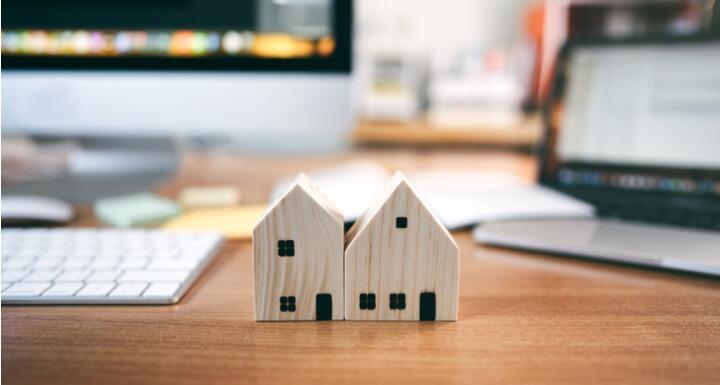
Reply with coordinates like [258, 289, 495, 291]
[253, 174, 344, 321]
[344, 171, 459, 321]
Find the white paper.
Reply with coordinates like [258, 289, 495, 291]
[271, 162, 594, 230]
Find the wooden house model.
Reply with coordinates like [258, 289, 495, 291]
[253, 174, 344, 321]
[344, 171, 459, 321]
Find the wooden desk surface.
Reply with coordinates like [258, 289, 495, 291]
[3, 149, 720, 385]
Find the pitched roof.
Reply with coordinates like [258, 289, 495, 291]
[345, 171, 456, 248]
[256, 173, 344, 227]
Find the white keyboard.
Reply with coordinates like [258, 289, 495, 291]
[1, 228, 223, 305]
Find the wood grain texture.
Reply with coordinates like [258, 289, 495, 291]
[253, 175, 344, 320]
[345, 172, 459, 321]
[2, 149, 720, 385]
[352, 116, 541, 147]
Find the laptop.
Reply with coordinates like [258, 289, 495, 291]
[473, 35, 720, 276]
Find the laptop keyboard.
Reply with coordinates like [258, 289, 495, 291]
[595, 201, 720, 231]
[1, 228, 223, 304]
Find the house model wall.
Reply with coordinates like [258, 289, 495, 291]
[344, 172, 459, 321]
[253, 174, 344, 321]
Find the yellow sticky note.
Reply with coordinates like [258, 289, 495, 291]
[162, 205, 266, 241]
[179, 186, 241, 208]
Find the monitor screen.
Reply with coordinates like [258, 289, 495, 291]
[1, 0, 351, 72]
[542, 37, 720, 200]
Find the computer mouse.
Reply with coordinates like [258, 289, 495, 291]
[1, 195, 74, 227]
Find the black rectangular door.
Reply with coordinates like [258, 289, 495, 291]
[419, 292, 436, 321]
[316, 293, 332, 320]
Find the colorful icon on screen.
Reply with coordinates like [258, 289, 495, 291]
[2, 28, 333, 59]
[222, 30, 244, 54]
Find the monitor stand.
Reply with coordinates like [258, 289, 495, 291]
[2, 137, 179, 204]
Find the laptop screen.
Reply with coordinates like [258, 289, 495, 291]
[542, 37, 720, 204]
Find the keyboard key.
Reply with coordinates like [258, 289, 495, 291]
[15, 249, 42, 258]
[42, 283, 84, 297]
[96, 250, 123, 260]
[1, 229, 222, 304]
[125, 250, 151, 260]
[4, 257, 33, 268]
[153, 250, 178, 260]
[109, 283, 148, 297]
[90, 259, 119, 269]
[39, 250, 69, 259]
[60, 258, 91, 269]
[23, 269, 61, 282]
[55, 269, 92, 282]
[33, 257, 64, 268]
[86, 270, 122, 282]
[147, 259, 200, 270]
[76, 283, 116, 297]
[119, 269, 190, 283]
[119, 259, 149, 269]
[72, 250, 97, 259]
[4, 282, 51, 297]
[2, 269, 29, 283]
[143, 283, 180, 298]
[179, 250, 208, 261]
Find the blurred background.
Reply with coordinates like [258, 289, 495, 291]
[2, 0, 719, 216]
[2, 0, 720, 283]
[4, 1, 718, 154]
[355, 0, 716, 141]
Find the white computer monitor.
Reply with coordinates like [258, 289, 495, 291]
[1, 0, 354, 151]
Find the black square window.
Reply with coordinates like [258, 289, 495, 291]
[359, 293, 376, 310]
[277, 239, 295, 257]
[396, 217, 407, 228]
[389, 293, 406, 310]
[279, 296, 296, 312]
